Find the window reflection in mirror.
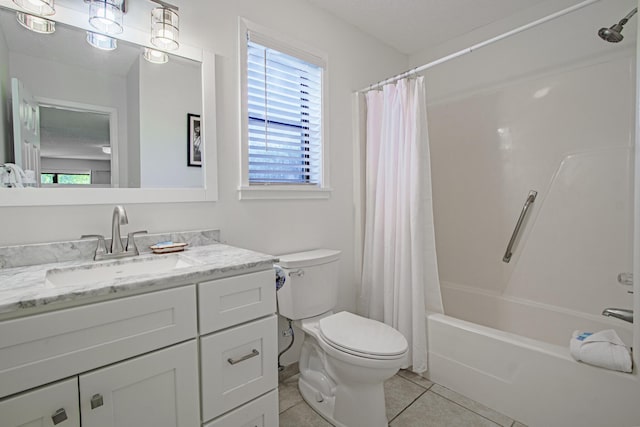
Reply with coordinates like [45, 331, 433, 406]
[0, 6, 203, 189]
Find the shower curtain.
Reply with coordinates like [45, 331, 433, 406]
[359, 77, 443, 373]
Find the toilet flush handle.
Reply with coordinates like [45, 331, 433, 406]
[288, 269, 304, 277]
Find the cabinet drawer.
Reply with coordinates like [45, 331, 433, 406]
[201, 315, 278, 421]
[0, 378, 80, 427]
[0, 285, 197, 398]
[203, 390, 278, 427]
[199, 269, 275, 334]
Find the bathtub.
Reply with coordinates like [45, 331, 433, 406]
[425, 284, 639, 427]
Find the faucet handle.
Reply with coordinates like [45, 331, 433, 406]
[126, 230, 148, 255]
[617, 272, 633, 287]
[81, 234, 107, 260]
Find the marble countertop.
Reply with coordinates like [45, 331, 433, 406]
[0, 243, 278, 319]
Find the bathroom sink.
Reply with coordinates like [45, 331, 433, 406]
[45, 254, 199, 287]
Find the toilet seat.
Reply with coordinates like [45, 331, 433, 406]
[318, 311, 408, 361]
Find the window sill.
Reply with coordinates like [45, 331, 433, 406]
[238, 185, 332, 200]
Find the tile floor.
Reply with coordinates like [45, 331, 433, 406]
[278, 369, 527, 427]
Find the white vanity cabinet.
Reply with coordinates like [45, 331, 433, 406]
[0, 265, 279, 427]
[1, 342, 199, 427]
[198, 269, 279, 426]
[0, 285, 197, 398]
[0, 285, 200, 427]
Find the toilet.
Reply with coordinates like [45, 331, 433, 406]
[276, 249, 408, 427]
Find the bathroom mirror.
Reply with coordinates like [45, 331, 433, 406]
[0, 0, 217, 205]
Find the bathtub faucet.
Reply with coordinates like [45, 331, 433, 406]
[602, 308, 633, 324]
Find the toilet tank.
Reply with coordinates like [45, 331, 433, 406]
[276, 249, 341, 320]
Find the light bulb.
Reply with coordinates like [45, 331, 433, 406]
[86, 32, 117, 51]
[143, 48, 168, 64]
[16, 12, 55, 34]
[88, 0, 123, 35]
[150, 7, 179, 51]
[12, 0, 55, 16]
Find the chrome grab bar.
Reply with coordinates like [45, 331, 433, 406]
[502, 190, 537, 263]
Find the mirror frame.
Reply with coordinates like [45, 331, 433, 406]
[0, 0, 218, 205]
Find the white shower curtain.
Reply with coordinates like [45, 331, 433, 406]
[359, 77, 443, 373]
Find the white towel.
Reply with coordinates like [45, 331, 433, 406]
[570, 330, 632, 373]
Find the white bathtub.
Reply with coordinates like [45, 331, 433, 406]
[425, 285, 639, 427]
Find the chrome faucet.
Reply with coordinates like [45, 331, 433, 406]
[82, 206, 147, 261]
[111, 205, 128, 255]
[602, 308, 633, 324]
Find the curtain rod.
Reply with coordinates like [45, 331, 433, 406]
[357, 0, 601, 93]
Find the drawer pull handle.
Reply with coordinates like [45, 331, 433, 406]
[227, 349, 260, 365]
[90, 394, 104, 409]
[52, 408, 68, 425]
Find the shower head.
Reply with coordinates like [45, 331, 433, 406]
[598, 7, 637, 43]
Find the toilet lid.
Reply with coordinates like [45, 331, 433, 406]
[318, 311, 408, 357]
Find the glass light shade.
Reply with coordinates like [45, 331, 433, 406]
[12, 0, 55, 16]
[16, 12, 55, 34]
[89, 0, 123, 35]
[86, 32, 117, 50]
[150, 7, 179, 51]
[143, 48, 168, 64]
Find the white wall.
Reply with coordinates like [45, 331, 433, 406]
[42, 157, 110, 169]
[0, 0, 408, 363]
[126, 57, 140, 188]
[417, 0, 635, 323]
[139, 57, 202, 188]
[0, 25, 9, 164]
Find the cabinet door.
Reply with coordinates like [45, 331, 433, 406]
[79, 340, 199, 427]
[0, 378, 79, 427]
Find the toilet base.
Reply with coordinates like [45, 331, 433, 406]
[298, 375, 390, 427]
[298, 376, 345, 427]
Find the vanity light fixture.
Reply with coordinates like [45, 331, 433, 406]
[16, 12, 55, 34]
[150, 0, 179, 51]
[143, 47, 168, 64]
[88, 0, 124, 35]
[12, 0, 55, 16]
[86, 32, 117, 50]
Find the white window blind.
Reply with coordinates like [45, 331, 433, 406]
[247, 37, 323, 185]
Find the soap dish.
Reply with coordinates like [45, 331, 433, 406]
[149, 242, 188, 254]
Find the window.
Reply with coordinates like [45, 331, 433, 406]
[240, 20, 330, 199]
[41, 172, 91, 185]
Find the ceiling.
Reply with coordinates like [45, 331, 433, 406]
[305, 0, 568, 55]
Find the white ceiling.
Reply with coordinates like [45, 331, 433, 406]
[305, 0, 564, 55]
